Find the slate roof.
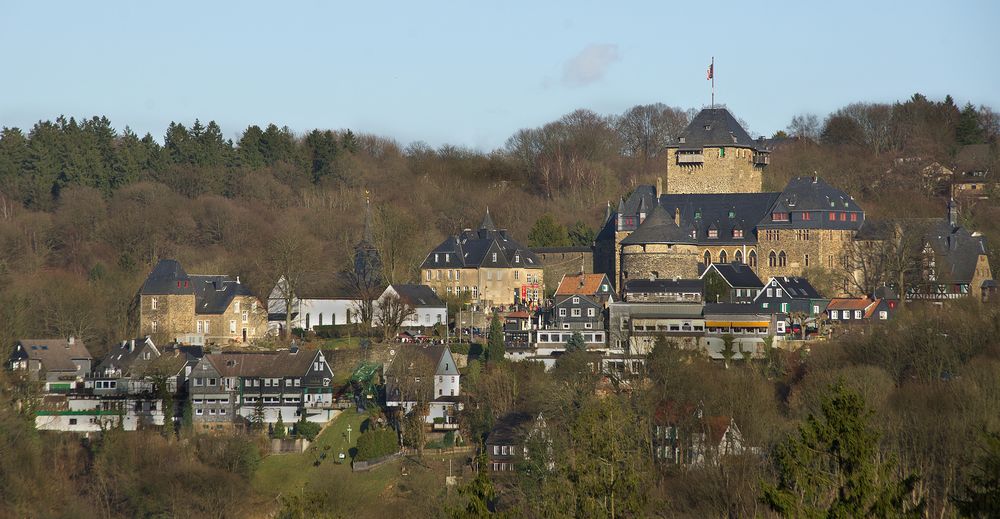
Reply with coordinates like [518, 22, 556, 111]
[140, 259, 256, 314]
[13, 339, 91, 372]
[624, 278, 704, 295]
[207, 349, 320, 378]
[420, 212, 541, 270]
[764, 277, 824, 299]
[294, 272, 359, 300]
[668, 108, 763, 150]
[764, 177, 864, 230]
[700, 262, 764, 288]
[923, 219, 988, 284]
[622, 192, 780, 246]
[703, 302, 777, 317]
[390, 284, 444, 307]
[93, 338, 160, 376]
[486, 412, 534, 446]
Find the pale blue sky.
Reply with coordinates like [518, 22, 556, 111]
[2, 0, 998, 149]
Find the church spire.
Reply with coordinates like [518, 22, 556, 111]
[362, 190, 375, 244]
[480, 207, 496, 231]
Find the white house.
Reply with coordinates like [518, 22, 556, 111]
[378, 284, 448, 328]
[385, 345, 462, 428]
[267, 274, 365, 333]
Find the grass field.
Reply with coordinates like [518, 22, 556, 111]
[253, 408, 471, 517]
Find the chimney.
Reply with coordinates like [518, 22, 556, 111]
[236, 276, 241, 284]
[67, 336, 75, 346]
[655, 178, 663, 198]
[674, 207, 681, 226]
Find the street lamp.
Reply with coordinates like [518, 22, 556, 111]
[346, 424, 352, 445]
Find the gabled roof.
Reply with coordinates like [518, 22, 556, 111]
[207, 349, 325, 378]
[140, 259, 193, 295]
[486, 411, 535, 446]
[757, 277, 824, 300]
[555, 273, 612, 297]
[93, 337, 160, 377]
[12, 339, 91, 372]
[700, 262, 763, 288]
[420, 212, 541, 270]
[389, 284, 444, 307]
[923, 219, 988, 284]
[141, 259, 257, 314]
[827, 298, 876, 311]
[765, 177, 864, 230]
[668, 108, 761, 150]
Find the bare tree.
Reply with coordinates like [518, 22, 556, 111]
[259, 230, 322, 339]
[375, 292, 415, 341]
[786, 113, 821, 141]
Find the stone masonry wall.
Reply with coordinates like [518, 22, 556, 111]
[665, 147, 763, 194]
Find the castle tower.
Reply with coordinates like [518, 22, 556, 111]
[664, 107, 768, 195]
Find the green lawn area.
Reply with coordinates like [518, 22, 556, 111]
[253, 409, 471, 517]
[318, 336, 363, 350]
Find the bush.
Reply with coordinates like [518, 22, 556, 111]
[295, 420, 322, 441]
[312, 324, 363, 339]
[443, 431, 455, 448]
[433, 417, 445, 424]
[355, 428, 398, 461]
[449, 342, 471, 355]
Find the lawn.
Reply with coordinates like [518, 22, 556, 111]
[253, 408, 471, 517]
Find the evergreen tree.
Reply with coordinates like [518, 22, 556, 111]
[952, 430, 1000, 517]
[181, 397, 193, 435]
[956, 103, 985, 145]
[566, 331, 586, 353]
[451, 450, 499, 518]
[273, 411, 286, 439]
[528, 214, 570, 247]
[568, 220, 595, 247]
[486, 312, 505, 364]
[762, 383, 922, 518]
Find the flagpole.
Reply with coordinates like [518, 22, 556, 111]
[711, 56, 715, 109]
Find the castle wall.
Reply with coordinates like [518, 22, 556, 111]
[665, 147, 763, 194]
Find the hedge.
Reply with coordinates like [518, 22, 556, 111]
[355, 428, 399, 461]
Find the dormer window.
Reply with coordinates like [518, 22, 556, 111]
[801, 212, 812, 221]
[707, 229, 718, 239]
[690, 229, 697, 239]
[694, 210, 702, 220]
[704, 124, 712, 131]
[435, 253, 439, 262]
[733, 229, 744, 239]
[515, 254, 520, 263]
[728, 210, 735, 219]
[772, 212, 789, 222]
[492, 252, 497, 262]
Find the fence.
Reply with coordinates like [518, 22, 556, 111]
[351, 451, 403, 472]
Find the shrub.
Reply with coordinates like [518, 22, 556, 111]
[295, 420, 321, 441]
[355, 428, 398, 461]
[443, 431, 455, 448]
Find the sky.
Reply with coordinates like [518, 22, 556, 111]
[2, 0, 999, 150]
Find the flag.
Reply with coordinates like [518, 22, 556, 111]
[707, 61, 713, 80]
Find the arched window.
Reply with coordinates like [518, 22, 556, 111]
[719, 250, 728, 264]
[778, 251, 787, 267]
[748, 250, 757, 268]
[735, 250, 743, 264]
[768, 251, 777, 267]
[704, 250, 712, 265]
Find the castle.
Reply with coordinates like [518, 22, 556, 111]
[595, 107, 994, 300]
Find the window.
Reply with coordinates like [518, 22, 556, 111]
[150, 297, 157, 310]
[748, 251, 757, 268]
[719, 250, 727, 263]
[587, 308, 595, 317]
[855, 310, 862, 319]
[704, 250, 712, 265]
[197, 321, 203, 334]
[829, 212, 836, 221]
[708, 228, 718, 238]
[843, 311, 850, 320]
[558, 308, 567, 317]
[572, 296, 579, 304]
[492, 252, 497, 262]
[515, 270, 520, 280]
[766, 288, 773, 297]
[487, 271, 493, 281]
[733, 229, 744, 239]
[771, 212, 789, 222]
[151, 321, 157, 333]
[768, 251, 777, 267]
[804, 254, 810, 267]
[203, 321, 208, 334]
[781, 302, 789, 313]
[775, 289, 783, 298]
[196, 409, 203, 416]
[194, 377, 204, 387]
[571, 308, 581, 317]
[208, 378, 217, 386]
[830, 310, 839, 320]
[425, 271, 431, 281]
[801, 212, 812, 221]
[778, 251, 787, 267]
[879, 311, 888, 320]
[230, 320, 236, 334]
[234, 301, 240, 314]
[840, 212, 847, 221]
[850, 213, 858, 222]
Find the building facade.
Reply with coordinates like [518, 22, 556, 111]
[139, 259, 268, 345]
[664, 107, 768, 195]
[420, 211, 544, 308]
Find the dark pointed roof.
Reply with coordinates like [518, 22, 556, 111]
[140, 259, 193, 295]
[361, 195, 375, 245]
[138, 260, 256, 314]
[389, 284, 444, 307]
[621, 203, 690, 245]
[669, 108, 762, 150]
[765, 177, 864, 230]
[620, 192, 780, 246]
[700, 262, 764, 288]
[480, 209, 496, 231]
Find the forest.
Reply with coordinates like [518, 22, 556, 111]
[0, 94, 999, 517]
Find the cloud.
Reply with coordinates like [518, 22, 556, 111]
[561, 44, 621, 87]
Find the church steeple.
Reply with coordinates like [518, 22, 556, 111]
[480, 207, 496, 231]
[354, 190, 383, 288]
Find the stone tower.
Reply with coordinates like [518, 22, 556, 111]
[354, 194, 384, 288]
[665, 107, 768, 195]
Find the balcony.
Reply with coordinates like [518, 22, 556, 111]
[753, 153, 770, 166]
[676, 152, 704, 164]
